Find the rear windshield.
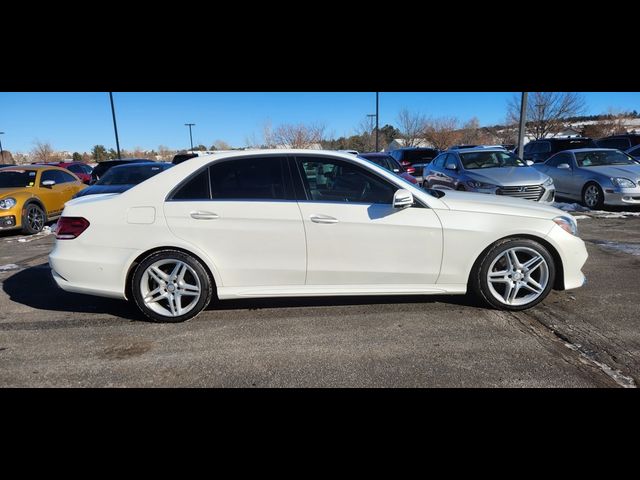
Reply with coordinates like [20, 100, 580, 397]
[553, 139, 596, 150]
[402, 150, 439, 163]
[575, 150, 638, 167]
[97, 165, 171, 185]
[0, 170, 38, 188]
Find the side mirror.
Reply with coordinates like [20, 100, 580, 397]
[525, 160, 534, 166]
[557, 163, 571, 170]
[41, 180, 56, 187]
[392, 189, 414, 209]
[445, 163, 457, 171]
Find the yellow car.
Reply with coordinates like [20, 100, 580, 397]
[0, 165, 87, 234]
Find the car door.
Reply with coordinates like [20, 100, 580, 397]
[439, 153, 460, 189]
[543, 153, 574, 196]
[425, 154, 447, 188]
[55, 170, 84, 203]
[37, 169, 66, 217]
[163, 155, 306, 287]
[293, 155, 443, 286]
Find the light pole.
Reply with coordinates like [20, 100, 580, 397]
[0, 132, 5, 164]
[109, 92, 122, 159]
[185, 123, 195, 151]
[366, 114, 376, 151]
[375, 92, 379, 151]
[517, 92, 528, 157]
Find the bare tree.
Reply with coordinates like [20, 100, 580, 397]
[31, 141, 55, 162]
[212, 140, 232, 150]
[507, 92, 587, 140]
[270, 122, 326, 149]
[157, 145, 174, 162]
[397, 109, 427, 147]
[423, 117, 461, 150]
[458, 117, 494, 145]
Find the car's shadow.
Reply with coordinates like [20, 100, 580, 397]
[3, 263, 487, 322]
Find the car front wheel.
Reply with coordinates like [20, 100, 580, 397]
[582, 182, 604, 209]
[131, 250, 213, 322]
[471, 238, 555, 311]
[21, 203, 46, 234]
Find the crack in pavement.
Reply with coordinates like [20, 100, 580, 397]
[502, 309, 636, 388]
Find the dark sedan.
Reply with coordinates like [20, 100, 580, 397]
[90, 158, 155, 184]
[74, 162, 174, 198]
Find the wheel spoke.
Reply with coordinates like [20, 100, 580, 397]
[144, 286, 165, 303]
[507, 283, 521, 304]
[169, 262, 182, 280]
[149, 266, 168, 283]
[177, 264, 188, 283]
[523, 255, 544, 273]
[521, 281, 543, 295]
[502, 281, 514, 303]
[508, 249, 521, 269]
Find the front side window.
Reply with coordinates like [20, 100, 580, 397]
[546, 153, 571, 168]
[432, 154, 446, 168]
[40, 170, 57, 185]
[297, 157, 396, 204]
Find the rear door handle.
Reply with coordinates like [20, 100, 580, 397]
[190, 211, 219, 220]
[310, 214, 338, 224]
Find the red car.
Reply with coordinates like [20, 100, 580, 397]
[358, 152, 418, 185]
[38, 162, 93, 184]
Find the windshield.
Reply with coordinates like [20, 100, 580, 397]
[575, 151, 638, 167]
[97, 165, 169, 186]
[459, 151, 526, 169]
[0, 170, 38, 188]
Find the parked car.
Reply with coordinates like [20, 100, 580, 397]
[533, 148, 640, 209]
[50, 150, 587, 322]
[358, 152, 418, 185]
[91, 159, 154, 184]
[626, 144, 640, 161]
[521, 137, 596, 163]
[40, 162, 93, 184]
[74, 162, 174, 198]
[172, 151, 217, 165]
[0, 165, 86, 234]
[423, 148, 555, 203]
[388, 147, 440, 183]
[596, 134, 640, 151]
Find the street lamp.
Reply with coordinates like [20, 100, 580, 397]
[375, 92, 379, 151]
[0, 132, 5, 164]
[109, 92, 122, 160]
[517, 92, 528, 157]
[185, 123, 195, 151]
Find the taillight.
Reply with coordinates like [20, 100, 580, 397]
[56, 217, 90, 240]
[406, 167, 416, 174]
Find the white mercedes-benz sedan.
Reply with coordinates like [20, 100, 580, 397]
[49, 150, 588, 323]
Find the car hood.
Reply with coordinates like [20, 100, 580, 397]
[466, 167, 549, 186]
[73, 184, 134, 198]
[0, 187, 31, 198]
[436, 190, 563, 219]
[579, 164, 640, 179]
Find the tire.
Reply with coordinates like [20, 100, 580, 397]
[582, 182, 604, 210]
[470, 238, 555, 311]
[21, 203, 46, 235]
[131, 249, 213, 323]
[456, 185, 466, 191]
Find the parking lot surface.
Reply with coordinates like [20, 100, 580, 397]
[1, 212, 639, 387]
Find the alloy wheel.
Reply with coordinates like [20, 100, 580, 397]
[584, 184, 601, 208]
[27, 206, 44, 232]
[486, 247, 549, 306]
[139, 259, 202, 317]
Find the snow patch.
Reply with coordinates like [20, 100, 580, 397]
[553, 202, 640, 219]
[0, 263, 20, 272]
[592, 241, 640, 256]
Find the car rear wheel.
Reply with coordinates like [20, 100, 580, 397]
[131, 250, 213, 323]
[21, 203, 46, 235]
[582, 182, 604, 209]
[471, 238, 555, 311]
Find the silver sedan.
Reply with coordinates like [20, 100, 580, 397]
[533, 148, 640, 209]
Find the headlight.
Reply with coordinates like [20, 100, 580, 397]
[611, 177, 636, 188]
[543, 177, 554, 187]
[0, 198, 17, 210]
[466, 180, 496, 189]
[553, 215, 578, 236]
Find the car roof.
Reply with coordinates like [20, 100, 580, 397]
[359, 152, 391, 157]
[108, 162, 173, 170]
[561, 148, 621, 154]
[449, 148, 510, 154]
[533, 137, 593, 142]
[0, 165, 70, 171]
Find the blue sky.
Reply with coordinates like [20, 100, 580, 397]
[1, 92, 638, 153]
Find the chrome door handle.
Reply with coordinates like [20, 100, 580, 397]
[190, 211, 219, 220]
[310, 214, 338, 224]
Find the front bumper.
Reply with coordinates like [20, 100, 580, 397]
[545, 224, 588, 290]
[603, 187, 640, 206]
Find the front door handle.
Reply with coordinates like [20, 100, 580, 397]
[190, 211, 219, 220]
[310, 214, 338, 224]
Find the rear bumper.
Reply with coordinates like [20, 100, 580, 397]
[49, 241, 138, 300]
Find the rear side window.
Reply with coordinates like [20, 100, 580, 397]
[209, 157, 287, 200]
[172, 169, 210, 200]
